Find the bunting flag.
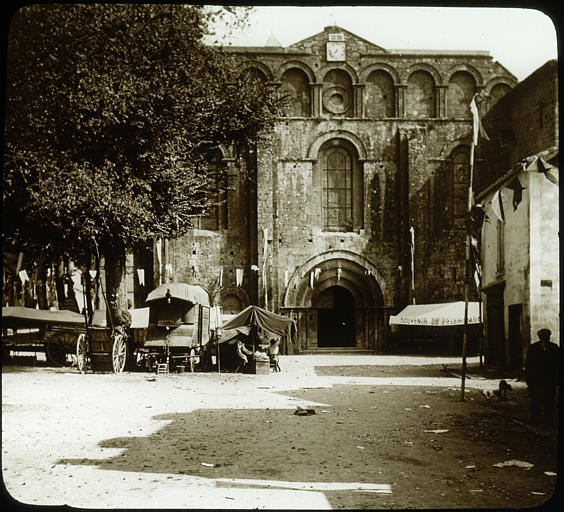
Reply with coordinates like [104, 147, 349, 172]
[524, 155, 559, 184]
[136, 269, 145, 286]
[469, 236, 482, 291]
[18, 269, 29, 283]
[470, 94, 490, 146]
[262, 228, 268, 264]
[89, 270, 98, 280]
[16, 252, 24, 275]
[474, 269, 481, 291]
[309, 271, 314, 289]
[337, 267, 342, 281]
[251, 265, 259, 271]
[315, 267, 321, 280]
[156, 239, 162, 266]
[505, 177, 525, 211]
[284, 270, 290, 287]
[219, 267, 223, 287]
[490, 190, 505, 223]
[165, 263, 173, 279]
[236, 268, 243, 287]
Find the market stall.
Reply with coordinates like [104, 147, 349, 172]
[389, 301, 482, 355]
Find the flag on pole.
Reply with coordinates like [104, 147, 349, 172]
[470, 94, 490, 146]
[470, 236, 482, 291]
[490, 190, 505, 223]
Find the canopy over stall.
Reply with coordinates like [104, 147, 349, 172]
[389, 302, 482, 355]
[216, 326, 252, 345]
[389, 301, 481, 326]
[220, 305, 297, 354]
[2, 306, 85, 328]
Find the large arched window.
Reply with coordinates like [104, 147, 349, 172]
[322, 147, 352, 232]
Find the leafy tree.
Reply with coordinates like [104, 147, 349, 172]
[4, 4, 282, 322]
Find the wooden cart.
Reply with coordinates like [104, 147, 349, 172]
[130, 283, 211, 373]
[2, 307, 86, 367]
[76, 327, 127, 374]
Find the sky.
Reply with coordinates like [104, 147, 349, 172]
[217, 6, 558, 82]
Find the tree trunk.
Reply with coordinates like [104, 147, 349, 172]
[35, 255, 48, 310]
[55, 258, 66, 307]
[103, 245, 128, 329]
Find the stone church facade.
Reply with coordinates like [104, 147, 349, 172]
[149, 26, 517, 353]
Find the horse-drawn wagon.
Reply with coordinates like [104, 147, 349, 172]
[129, 283, 211, 373]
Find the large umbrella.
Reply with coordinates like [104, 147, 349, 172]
[145, 283, 209, 305]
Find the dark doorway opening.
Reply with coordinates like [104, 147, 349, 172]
[508, 303, 523, 371]
[316, 286, 355, 347]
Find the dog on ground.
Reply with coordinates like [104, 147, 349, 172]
[482, 380, 512, 401]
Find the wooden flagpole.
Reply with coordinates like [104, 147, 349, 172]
[461, 94, 480, 401]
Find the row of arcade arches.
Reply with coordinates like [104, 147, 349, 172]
[242, 63, 514, 119]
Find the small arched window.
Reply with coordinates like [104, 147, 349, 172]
[488, 83, 512, 110]
[222, 294, 242, 315]
[406, 70, 436, 118]
[365, 70, 395, 118]
[447, 71, 476, 118]
[199, 150, 227, 231]
[280, 68, 310, 117]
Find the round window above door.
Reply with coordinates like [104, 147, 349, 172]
[322, 85, 351, 114]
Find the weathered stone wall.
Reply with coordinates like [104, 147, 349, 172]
[158, 26, 518, 352]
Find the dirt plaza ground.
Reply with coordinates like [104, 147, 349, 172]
[1, 354, 560, 510]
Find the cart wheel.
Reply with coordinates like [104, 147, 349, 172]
[46, 339, 68, 367]
[76, 334, 87, 374]
[112, 334, 127, 374]
[189, 348, 196, 373]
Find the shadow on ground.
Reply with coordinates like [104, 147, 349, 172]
[56, 383, 558, 509]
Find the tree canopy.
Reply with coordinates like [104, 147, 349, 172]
[4, 4, 281, 264]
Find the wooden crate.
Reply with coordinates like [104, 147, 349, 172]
[255, 359, 270, 375]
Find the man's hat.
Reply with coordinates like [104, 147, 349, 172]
[538, 328, 551, 341]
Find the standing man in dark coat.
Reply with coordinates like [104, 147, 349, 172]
[525, 328, 559, 425]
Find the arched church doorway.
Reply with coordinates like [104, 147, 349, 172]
[315, 285, 355, 347]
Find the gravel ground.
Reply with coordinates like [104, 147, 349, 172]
[1, 354, 559, 509]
